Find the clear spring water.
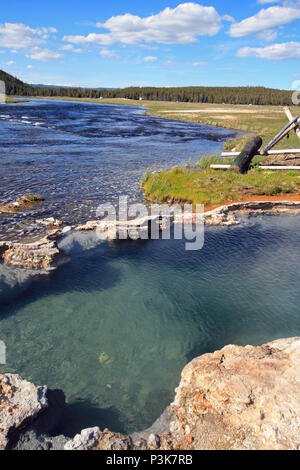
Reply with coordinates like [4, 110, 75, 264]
[0, 216, 300, 436]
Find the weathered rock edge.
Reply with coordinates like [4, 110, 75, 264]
[0, 374, 48, 449]
[75, 201, 300, 234]
[203, 200, 300, 226]
[1, 337, 300, 450]
[0, 230, 69, 270]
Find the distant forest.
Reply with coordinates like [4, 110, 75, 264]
[0, 69, 294, 106]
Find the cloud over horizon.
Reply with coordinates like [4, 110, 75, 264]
[237, 41, 300, 60]
[63, 3, 222, 46]
[229, 6, 300, 40]
[0, 22, 57, 49]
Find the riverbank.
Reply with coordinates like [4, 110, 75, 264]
[142, 155, 300, 207]
[5, 97, 29, 103]
[27, 96, 300, 152]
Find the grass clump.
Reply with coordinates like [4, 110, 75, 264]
[20, 194, 45, 203]
[140, 167, 156, 187]
[199, 155, 234, 169]
[5, 97, 29, 104]
[142, 162, 300, 207]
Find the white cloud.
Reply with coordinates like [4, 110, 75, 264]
[237, 41, 300, 60]
[162, 60, 177, 66]
[27, 64, 33, 69]
[60, 44, 83, 53]
[143, 56, 158, 62]
[99, 48, 119, 58]
[63, 3, 222, 46]
[26, 48, 63, 61]
[222, 15, 235, 23]
[0, 23, 57, 49]
[229, 6, 300, 39]
[257, 29, 278, 41]
[6, 60, 14, 65]
[192, 61, 208, 66]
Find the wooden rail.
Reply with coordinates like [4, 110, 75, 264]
[222, 149, 300, 157]
[211, 164, 300, 170]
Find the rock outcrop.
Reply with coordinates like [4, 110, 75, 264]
[0, 374, 48, 449]
[0, 231, 68, 270]
[91, 337, 300, 451]
[0, 374, 67, 450]
[1, 338, 300, 450]
[0, 195, 45, 214]
[165, 337, 300, 450]
[64, 427, 102, 451]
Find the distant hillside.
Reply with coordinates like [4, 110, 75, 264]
[0, 69, 294, 106]
[31, 84, 117, 89]
[0, 70, 34, 95]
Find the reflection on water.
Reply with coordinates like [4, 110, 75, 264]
[0, 99, 237, 240]
[0, 216, 300, 435]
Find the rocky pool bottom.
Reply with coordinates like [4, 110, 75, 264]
[0, 213, 300, 440]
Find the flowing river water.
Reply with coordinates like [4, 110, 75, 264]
[0, 99, 236, 241]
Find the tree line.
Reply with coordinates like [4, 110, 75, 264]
[0, 69, 294, 106]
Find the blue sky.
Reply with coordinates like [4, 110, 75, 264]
[0, 0, 300, 89]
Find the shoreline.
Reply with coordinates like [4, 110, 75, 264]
[2, 199, 300, 270]
[203, 193, 300, 213]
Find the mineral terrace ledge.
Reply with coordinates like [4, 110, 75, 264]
[75, 200, 300, 233]
[2, 201, 300, 270]
[0, 230, 68, 270]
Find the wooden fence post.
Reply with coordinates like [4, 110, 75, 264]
[284, 106, 300, 140]
[232, 136, 263, 174]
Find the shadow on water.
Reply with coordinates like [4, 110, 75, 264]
[0, 235, 154, 315]
[0, 254, 121, 320]
[54, 400, 125, 437]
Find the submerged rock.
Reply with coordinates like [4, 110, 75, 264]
[0, 195, 45, 214]
[0, 230, 68, 270]
[36, 218, 63, 228]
